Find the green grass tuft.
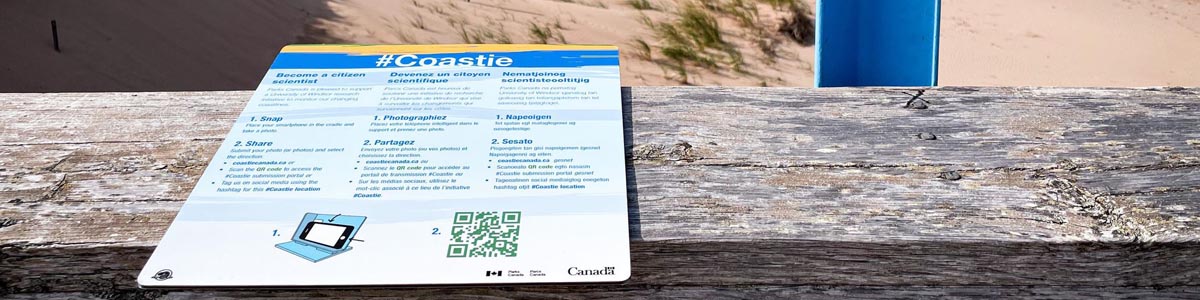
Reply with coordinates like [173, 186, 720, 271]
[627, 0, 654, 10]
[676, 3, 722, 51]
[642, 1, 751, 82]
[757, 0, 797, 10]
[632, 38, 653, 60]
[528, 22, 566, 44]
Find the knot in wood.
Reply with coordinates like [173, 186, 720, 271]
[631, 142, 701, 162]
[938, 170, 962, 181]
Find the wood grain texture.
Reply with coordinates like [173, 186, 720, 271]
[2, 87, 1199, 298]
[5, 286, 1200, 300]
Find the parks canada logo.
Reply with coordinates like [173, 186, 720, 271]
[567, 266, 616, 276]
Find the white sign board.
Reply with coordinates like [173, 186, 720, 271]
[139, 44, 630, 287]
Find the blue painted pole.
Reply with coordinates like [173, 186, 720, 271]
[815, 0, 941, 87]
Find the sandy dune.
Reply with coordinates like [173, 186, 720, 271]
[304, 0, 815, 87]
[0, 0, 1197, 92]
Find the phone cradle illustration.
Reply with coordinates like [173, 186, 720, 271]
[275, 213, 367, 263]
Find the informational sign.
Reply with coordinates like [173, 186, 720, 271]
[138, 45, 630, 287]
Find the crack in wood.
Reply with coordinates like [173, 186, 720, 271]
[0, 218, 18, 229]
[42, 157, 69, 172]
[691, 161, 953, 169]
[1102, 187, 1200, 196]
[37, 175, 69, 202]
[991, 215, 1068, 225]
[1088, 161, 1200, 172]
[1043, 177, 1160, 241]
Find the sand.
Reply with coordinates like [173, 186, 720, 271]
[0, 0, 1198, 92]
[940, 0, 1200, 87]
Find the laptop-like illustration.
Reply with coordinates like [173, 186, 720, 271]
[275, 213, 367, 263]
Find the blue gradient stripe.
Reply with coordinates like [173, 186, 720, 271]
[269, 50, 620, 69]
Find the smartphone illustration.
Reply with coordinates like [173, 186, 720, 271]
[300, 221, 354, 249]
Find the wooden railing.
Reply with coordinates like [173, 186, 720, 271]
[2, 87, 1199, 298]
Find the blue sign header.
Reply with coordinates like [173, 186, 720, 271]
[269, 50, 619, 69]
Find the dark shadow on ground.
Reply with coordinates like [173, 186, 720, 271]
[622, 87, 642, 241]
[0, 0, 342, 92]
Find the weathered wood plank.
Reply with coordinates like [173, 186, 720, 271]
[6, 240, 1199, 291]
[2, 87, 1199, 298]
[6, 286, 1200, 300]
[630, 87, 1200, 169]
[0, 91, 241, 144]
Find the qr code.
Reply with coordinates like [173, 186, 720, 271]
[447, 211, 520, 258]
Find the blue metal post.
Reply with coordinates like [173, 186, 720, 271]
[815, 0, 941, 87]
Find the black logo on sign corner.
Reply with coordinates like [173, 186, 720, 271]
[485, 270, 503, 277]
[567, 266, 616, 276]
[152, 269, 173, 281]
